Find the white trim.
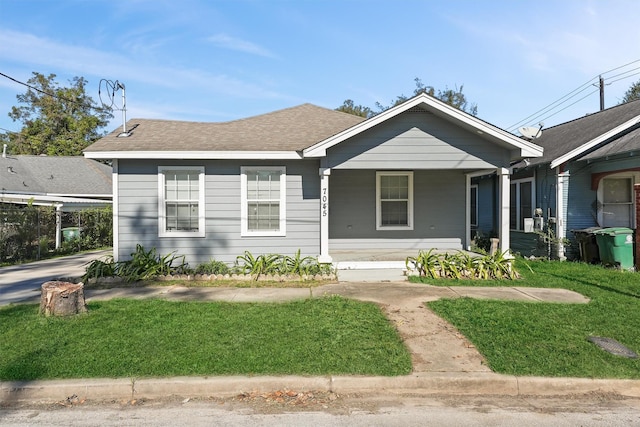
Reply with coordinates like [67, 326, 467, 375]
[303, 93, 543, 159]
[112, 160, 119, 262]
[466, 169, 496, 178]
[596, 171, 640, 228]
[85, 151, 302, 160]
[241, 166, 287, 237]
[555, 169, 568, 260]
[510, 177, 535, 231]
[550, 115, 640, 169]
[318, 168, 331, 263]
[157, 166, 206, 238]
[0, 193, 111, 206]
[376, 171, 414, 231]
[497, 168, 511, 256]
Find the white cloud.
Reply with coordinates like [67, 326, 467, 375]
[207, 33, 276, 58]
[0, 29, 284, 97]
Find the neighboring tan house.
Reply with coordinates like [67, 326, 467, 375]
[83, 93, 543, 267]
[0, 152, 112, 247]
[473, 99, 640, 260]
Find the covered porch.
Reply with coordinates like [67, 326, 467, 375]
[301, 94, 542, 266]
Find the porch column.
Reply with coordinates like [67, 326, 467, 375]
[465, 173, 471, 250]
[318, 168, 332, 263]
[55, 204, 62, 249]
[555, 168, 569, 260]
[497, 168, 511, 257]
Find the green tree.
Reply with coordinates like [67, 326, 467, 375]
[335, 99, 374, 118]
[620, 79, 640, 104]
[337, 78, 478, 118]
[3, 72, 112, 156]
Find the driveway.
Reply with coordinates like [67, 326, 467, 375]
[0, 249, 111, 306]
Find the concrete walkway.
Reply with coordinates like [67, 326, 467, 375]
[6, 278, 638, 404]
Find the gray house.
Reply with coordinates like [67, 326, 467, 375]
[474, 99, 640, 260]
[0, 153, 112, 247]
[84, 93, 543, 266]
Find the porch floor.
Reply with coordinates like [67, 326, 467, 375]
[330, 249, 479, 270]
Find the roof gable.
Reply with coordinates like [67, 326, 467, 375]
[521, 100, 640, 169]
[303, 93, 543, 160]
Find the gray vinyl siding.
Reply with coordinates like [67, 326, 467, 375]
[328, 169, 465, 250]
[564, 157, 640, 259]
[325, 110, 510, 170]
[116, 159, 321, 266]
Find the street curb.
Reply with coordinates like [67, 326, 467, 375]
[4, 373, 640, 403]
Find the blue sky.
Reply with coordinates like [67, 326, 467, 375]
[1, 0, 640, 137]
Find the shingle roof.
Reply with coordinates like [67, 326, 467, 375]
[84, 103, 367, 153]
[523, 100, 640, 167]
[0, 156, 112, 195]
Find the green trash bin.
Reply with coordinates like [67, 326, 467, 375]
[62, 227, 80, 242]
[593, 227, 634, 270]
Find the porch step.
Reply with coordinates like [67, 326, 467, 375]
[334, 261, 408, 282]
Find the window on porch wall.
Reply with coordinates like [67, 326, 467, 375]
[376, 171, 413, 230]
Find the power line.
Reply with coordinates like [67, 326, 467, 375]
[608, 70, 640, 85]
[507, 59, 640, 132]
[536, 88, 600, 126]
[0, 71, 110, 114]
[506, 77, 598, 131]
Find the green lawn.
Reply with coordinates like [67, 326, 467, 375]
[0, 296, 412, 381]
[424, 258, 640, 378]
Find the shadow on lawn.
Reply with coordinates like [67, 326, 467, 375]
[538, 271, 640, 300]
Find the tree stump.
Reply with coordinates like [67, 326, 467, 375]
[39, 281, 88, 317]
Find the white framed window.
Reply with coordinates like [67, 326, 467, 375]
[241, 166, 286, 236]
[597, 172, 639, 228]
[510, 178, 534, 231]
[376, 171, 413, 230]
[158, 166, 205, 238]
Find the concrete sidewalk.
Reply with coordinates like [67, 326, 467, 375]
[6, 280, 637, 404]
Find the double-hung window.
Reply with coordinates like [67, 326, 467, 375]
[509, 178, 534, 231]
[598, 173, 638, 228]
[376, 171, 413, 230]
[158, 166, 205, 237]
[241, 166, 286, 236]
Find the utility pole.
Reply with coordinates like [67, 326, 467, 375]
[599, 75, 605, 111]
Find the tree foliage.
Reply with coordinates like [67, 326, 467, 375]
[2, 72, 112, 156]
[336, 78, 478, 118]
[335, 99, 374, 118]
[620, 79, 640, 104]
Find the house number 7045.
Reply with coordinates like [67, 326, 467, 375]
[321, 187, 328, 217]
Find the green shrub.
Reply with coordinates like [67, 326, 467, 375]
[195, 259, 230, 275]
[406, 250, 519, 280]
[83, 245, 189, 282]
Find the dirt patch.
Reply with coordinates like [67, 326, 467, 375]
[381, 300, 489, 373]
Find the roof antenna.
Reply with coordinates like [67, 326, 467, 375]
[99, 79, 131, 137]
